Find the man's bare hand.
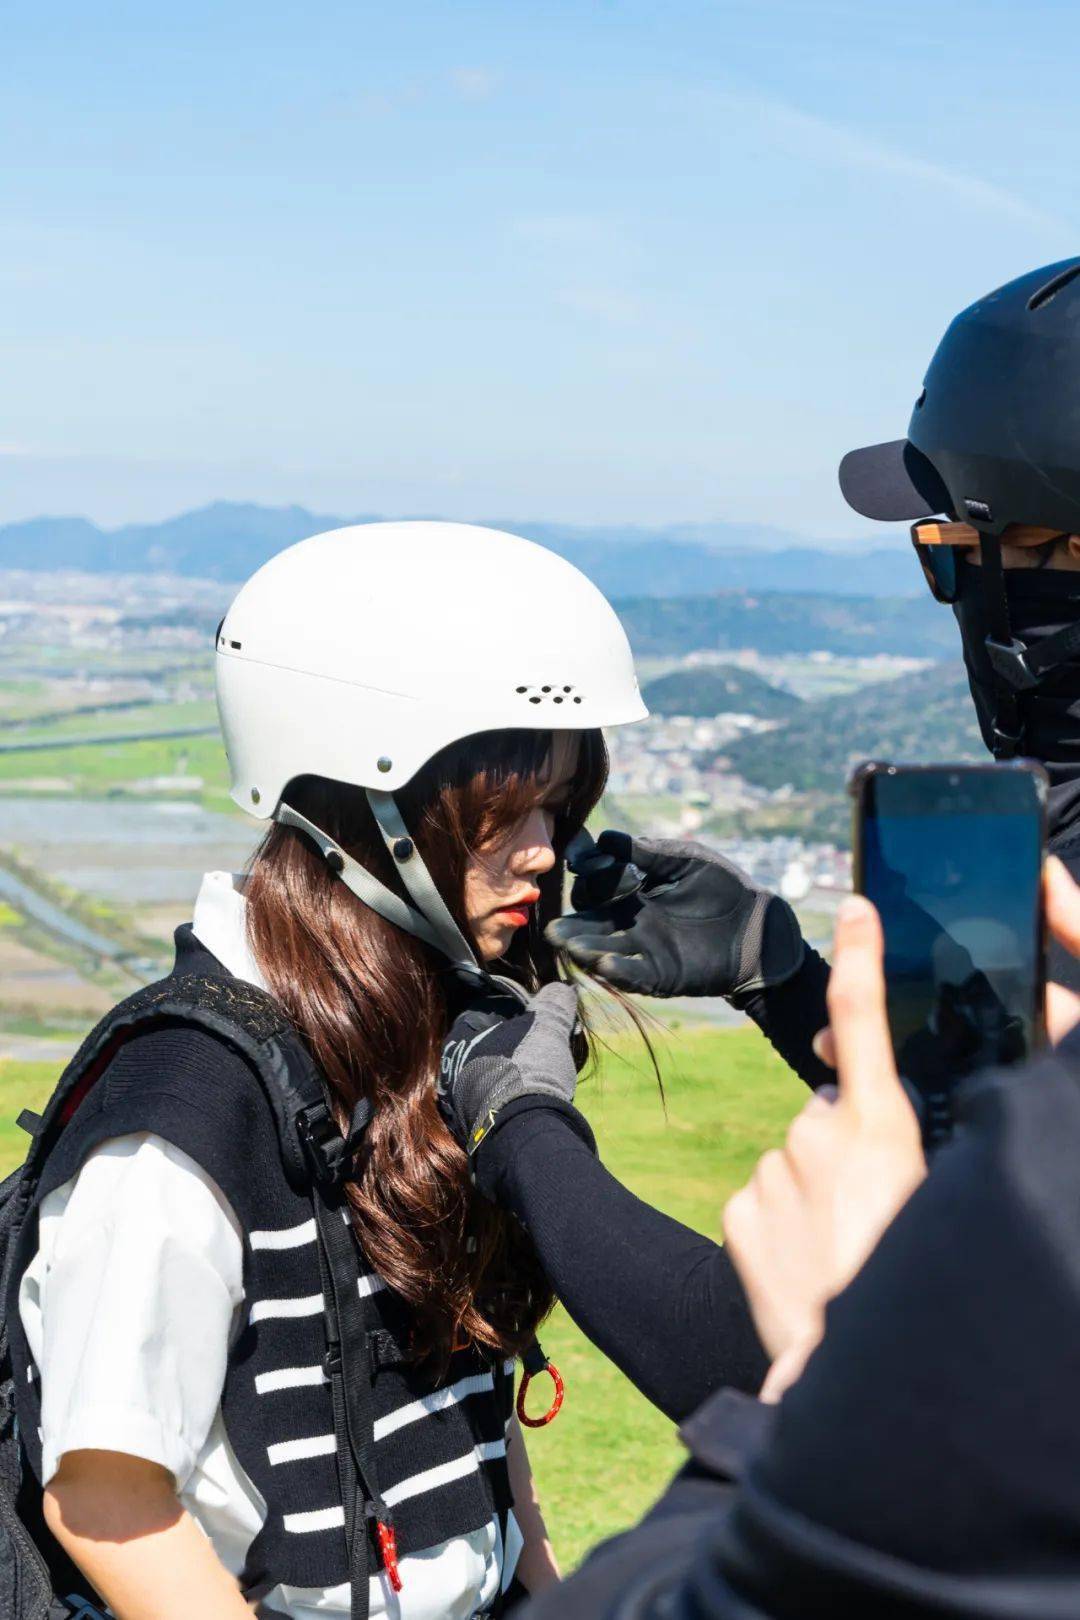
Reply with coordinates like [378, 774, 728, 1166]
[723, 895, 926, 1403]
[1044, 856, 1080, 1043]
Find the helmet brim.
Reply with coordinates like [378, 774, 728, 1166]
[838, 439, 952, 522]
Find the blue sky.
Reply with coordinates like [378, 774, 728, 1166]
[3, 0, 1078, 533]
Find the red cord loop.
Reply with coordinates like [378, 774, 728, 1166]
[516, 1358, 565, 1428]
[376, 1520, 403, 1592]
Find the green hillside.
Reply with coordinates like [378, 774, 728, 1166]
[721, 661, 983, 794]
[642, 665, 801, 720]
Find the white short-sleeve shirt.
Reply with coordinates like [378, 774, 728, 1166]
[18, 871, 520, 1619]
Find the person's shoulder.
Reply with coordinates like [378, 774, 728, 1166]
[102, 1016, 266, 1097]
[39, 1013, 285, 1215]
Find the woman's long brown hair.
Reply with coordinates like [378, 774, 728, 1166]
[245, 727, 609, 1369]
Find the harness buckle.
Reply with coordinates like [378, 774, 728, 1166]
[295, 1096, 373, 1187]
[295, 1100, 350, 1186]
[991, 722, 1024, 758]
[985, 635, 1039, 691]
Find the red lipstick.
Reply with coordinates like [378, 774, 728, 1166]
[495, 888, 541, 929]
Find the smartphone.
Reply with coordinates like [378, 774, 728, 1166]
[851, 761, 1047, 1139]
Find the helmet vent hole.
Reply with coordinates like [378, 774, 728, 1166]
[914, 389, 926, 410]
[573, 696, 583, 704]
[516, 686, 527, 693]
[553, 695, 563, 704]
[529, 695, 542, 704]
[229, 640, 242, 651]
[1028, 263, 1080, 312]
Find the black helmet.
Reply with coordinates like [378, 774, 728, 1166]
[839, 258, 1080, 760]
[840, 258, 1080, 537]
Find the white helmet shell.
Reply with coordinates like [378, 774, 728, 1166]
[216, 520, 647, 816]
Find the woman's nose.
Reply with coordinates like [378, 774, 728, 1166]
[512, 809, 558, 876]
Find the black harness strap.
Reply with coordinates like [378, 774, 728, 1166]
[1018, 618, 1080, 677]
[298, 1094, 388, 1620]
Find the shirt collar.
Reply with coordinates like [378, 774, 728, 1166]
[190, 871, 269, 992]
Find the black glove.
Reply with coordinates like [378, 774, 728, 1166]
[438, 981, 582, 1156]
[545, 829, 805, 1002]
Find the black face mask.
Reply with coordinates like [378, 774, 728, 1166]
[952, 558, 1080, 838]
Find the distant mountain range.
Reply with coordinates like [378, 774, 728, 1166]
[0, 502, 919, 600]
[118, 581, 955, 662]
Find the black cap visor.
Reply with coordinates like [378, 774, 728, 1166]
[838, 439, 952, 522]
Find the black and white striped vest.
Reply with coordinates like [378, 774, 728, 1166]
[8, 927, 517, 1597]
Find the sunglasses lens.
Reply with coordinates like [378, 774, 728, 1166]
[911, 536, 958, 603]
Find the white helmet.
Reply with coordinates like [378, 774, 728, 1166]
[216, 521, 646, 978]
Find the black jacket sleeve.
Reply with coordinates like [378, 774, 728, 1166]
[477, 1100, 768, 1422]
[737, 944, 833, 1092]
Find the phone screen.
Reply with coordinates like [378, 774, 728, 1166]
[857, 766, 1046, 1106]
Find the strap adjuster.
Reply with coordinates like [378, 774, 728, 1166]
[296, 1100, 350, 1186]
[296, 1096, 373, 1186]
[985, 635, 1039, 691]
[991, 723, 1023, 758]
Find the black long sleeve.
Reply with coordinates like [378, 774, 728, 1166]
[477, 1103, 768, 1422]
[737, 944, 833, 1091]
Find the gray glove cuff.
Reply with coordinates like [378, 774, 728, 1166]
[727, 889, 806, 1004]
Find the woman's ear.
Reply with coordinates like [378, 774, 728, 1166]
[1068, 534, 1080, 564]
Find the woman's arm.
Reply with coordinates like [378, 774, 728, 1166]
[441, 994, 767, 1419]
[44, 1451, 252, 1620]
[22, 1133, 249, 1619]
[476, 1104, 769, 1422]
[505, 1413, 559, 1594]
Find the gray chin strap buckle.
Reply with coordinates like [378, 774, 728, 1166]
[274, 798, 535, 1010]
[985, 635, 1039, 691]
[274, 797, 483, 976]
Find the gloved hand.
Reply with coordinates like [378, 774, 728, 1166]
[545, 829, 805, 1002]
[438, 981, 582, 1156]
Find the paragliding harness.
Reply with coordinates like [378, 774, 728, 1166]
[0, 965, 552, 1618]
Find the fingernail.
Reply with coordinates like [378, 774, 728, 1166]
[811, 1028, 828, 1060]
[837, 895, 870, 923]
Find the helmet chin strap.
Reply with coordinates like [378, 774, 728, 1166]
[274, 796, 531, 1007]
[979, 532, 1027, 758]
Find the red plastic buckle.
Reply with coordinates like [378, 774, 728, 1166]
[376, 1520, 402, 1592]
[516, 1358, 565, 1428]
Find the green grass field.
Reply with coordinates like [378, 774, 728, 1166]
[0, 731, 234, 808]
[7, 699, 217, 743]
[0, 1025, 802, 1571]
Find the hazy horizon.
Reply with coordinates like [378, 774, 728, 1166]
[0, 496, 912, 555]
